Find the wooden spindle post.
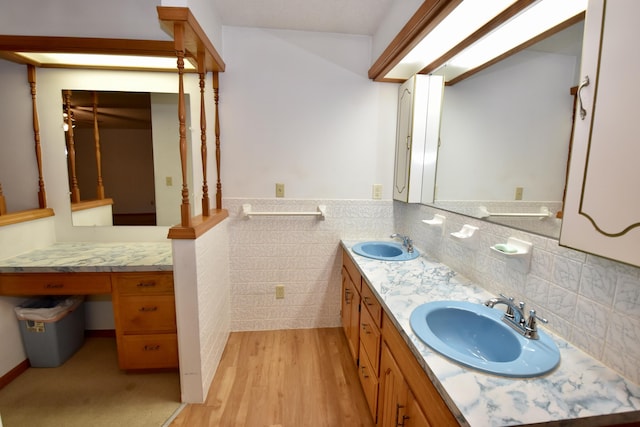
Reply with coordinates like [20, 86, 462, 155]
[174, 23, 192, 227]
[63, 90, 81, 203]
[0, 182, 6, 215]
[199, 51, 210, 216]
[27, 65, 47, 208]
[93, 92, 105, 199]
[213, 71, 222, 210]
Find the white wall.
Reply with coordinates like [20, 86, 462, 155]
[220, 26, 397, 200]
[172, 219, 231, 403]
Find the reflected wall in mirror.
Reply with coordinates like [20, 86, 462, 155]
[63, 90, 192, 227]
[426, 21, 584, 239]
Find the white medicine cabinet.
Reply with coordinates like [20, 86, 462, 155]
[560, 0, 640, 267]
[393, 74, 443, 203]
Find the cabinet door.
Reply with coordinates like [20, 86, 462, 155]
[379, 343, 408, 427]
[560, 0, 640, 267]
[405, 389, 431, 427]
[341, 267, 360, 363]
[393, 75, 443, 203]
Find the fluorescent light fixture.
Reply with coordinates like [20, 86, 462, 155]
[449, 0, 587, 71]
[14, 52, 195, 71]
[385, 0, 518, 80]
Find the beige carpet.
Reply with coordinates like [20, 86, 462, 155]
[0, 337, 181, 427]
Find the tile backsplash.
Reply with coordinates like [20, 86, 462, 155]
[223, 197, 640, 384]
[396, 202, 640, 384]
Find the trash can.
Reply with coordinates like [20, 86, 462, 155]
[15, 296, 85, 368]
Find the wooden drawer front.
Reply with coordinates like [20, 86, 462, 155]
[0, 273, 111, 295]
[120, 333, 178, 369]
[358, 341, 379, 421]
[361, 281, 382, 327]
[114, 272, 173, 295]
[342, 249, 361, 293]
[120, 295, 176, 333]
[360, 303, 381, 376]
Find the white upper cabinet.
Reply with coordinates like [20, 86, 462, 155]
[393, 74, 443, 203]
[560, 0, 640, 267]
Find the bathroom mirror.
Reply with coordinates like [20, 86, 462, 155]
[64, 90, 192, 227]
[424, 21, 584, 239]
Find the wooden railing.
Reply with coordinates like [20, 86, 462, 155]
[158, 7, 229, 239]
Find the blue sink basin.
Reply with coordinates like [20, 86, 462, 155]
[410, 300, 560, 377]
[352, 241, 419, 261]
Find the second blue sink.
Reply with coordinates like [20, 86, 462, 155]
[352, 241, 419, 261]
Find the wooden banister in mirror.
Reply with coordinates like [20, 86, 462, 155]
[92, 91, 106, 200]
[64, 90, 81, 203]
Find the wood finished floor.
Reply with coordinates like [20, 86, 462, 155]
[170, 328, 374, 427]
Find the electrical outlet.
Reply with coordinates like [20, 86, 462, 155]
[515, 187, 523, 200]
[275, 284, 285, 299]
[165, 176, 173, 186]
[372, 184, 383, 200]
[276, 183, 285, 198]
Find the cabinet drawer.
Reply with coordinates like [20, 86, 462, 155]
[360, 302, 381, 376]
[119, 295, 176, 333]
[358, 341, 379, 421]
[119, 333, 178, 370]
[361, 281, 382, 327]
[113, 272, 173, 295]
[342, 249, 361, 293]
[0, 273, 111, 295]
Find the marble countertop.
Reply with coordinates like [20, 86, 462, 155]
[0, 242, 173, 273]
[341, 240, 640, 426]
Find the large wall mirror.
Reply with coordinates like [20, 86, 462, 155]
[63, 90, 192, 227]
[424, 20, 585, 239]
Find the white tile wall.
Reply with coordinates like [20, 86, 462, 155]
[224, 198, 395, 331]
[396, 202, 640, 384]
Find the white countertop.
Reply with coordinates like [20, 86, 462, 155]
[0, 242, 172, 273]
[342, 240, 640, 426]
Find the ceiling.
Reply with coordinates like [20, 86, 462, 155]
[213, 0, 395, 35]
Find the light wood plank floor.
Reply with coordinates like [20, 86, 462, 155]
[170, 328, 374, 427]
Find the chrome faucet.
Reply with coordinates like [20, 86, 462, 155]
[484, 294, 548, 339]
[390, 233, 414, 253]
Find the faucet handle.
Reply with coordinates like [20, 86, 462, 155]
[524, 309, 548, 339]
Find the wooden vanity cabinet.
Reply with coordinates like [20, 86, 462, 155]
[341, 249, 457, 425]
[111, 271, 178, 370]
[341, 250, 361, 363]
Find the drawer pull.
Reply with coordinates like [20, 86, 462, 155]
[362, 323, 371, 334]
[143, 344, 161, 351]
[139, 306, 158, 312]
[136, 281, 157, 288]
[45, 283, 64, 289]
[363, 296, 374, 306]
